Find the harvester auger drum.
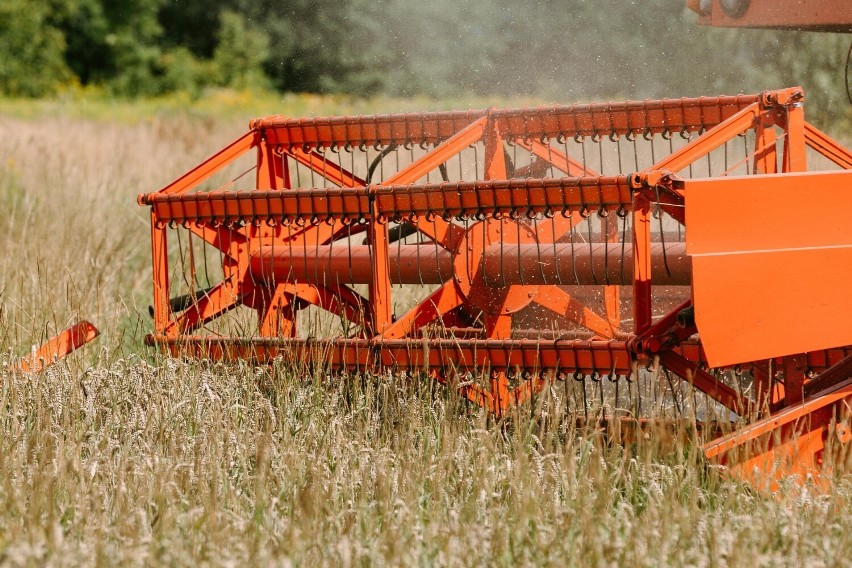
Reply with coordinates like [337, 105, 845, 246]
[140, 87, 852, 485]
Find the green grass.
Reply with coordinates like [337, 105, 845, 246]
[0, 87, 547, 124]
[1, 91, 852, 566]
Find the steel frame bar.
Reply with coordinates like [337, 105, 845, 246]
[517, 139, 594, 177]
[804, 123, 852, 170]
[158, 131, 259, 195]
[251, 95, 760, 149]
[703, 374, 852, 461]
[285, 147, 367, 187]
[658, 350, 753, 416]
[694, 0, 852, 33]
[140, 177, 634, 224]
[803, 354, 852, 399]
[380, 281, 464, 340]
[12, 321, 100, 373]
[147, 335, 634, 375]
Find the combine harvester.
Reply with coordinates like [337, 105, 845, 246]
[138, 1, 852, 486]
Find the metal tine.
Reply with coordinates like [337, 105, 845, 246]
[415, 215, 424, 287]
[515, 195, 525, 287]
[613, 373, 620, 417]
[349, 142, 358, 187]
[511, 136, 518, 177]
[319, 144, 329, 189]
[363, 145, 372, 185]
[432, 215, 443, 283]
[531, 214, 547, 286]
[530, 138, 548, 286]
[308, 147, 317, 188]
[472, 142, 480, 190]
[347, 223, 355, 291]
[677, 129, 692, 240]
[569, 207, 579, 286]
[396, 212, 403, 290]
[313, 191, 321, 291]
[174, 226, 191, 292]
[546, 136, 556, 178]
[619, 206, 629, 286]
[550, 203, 561, 287]
[577, 372, 589, 421]
[665, 368, 682, 416]
[706, 133, 713, 177]
[654, 185, 672, 279]
[629, 129, 640, 172]
[201, 223, 212, 288]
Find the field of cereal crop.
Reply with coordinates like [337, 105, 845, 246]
[1, 91, 851, 566]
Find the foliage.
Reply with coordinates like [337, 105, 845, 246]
[0, 0, 850, 115]
[213, 11, 271, 90]
[0, 0, 70, 96]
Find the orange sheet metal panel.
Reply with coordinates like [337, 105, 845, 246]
[685, 170, 852, 368]
[704, 373, 852, 489]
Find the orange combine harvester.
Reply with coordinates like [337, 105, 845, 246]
[136, 1, 852, 487]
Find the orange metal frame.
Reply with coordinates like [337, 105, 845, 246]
[141, 87, 852, 477]
[11, 321, 100, 373]
[690, 0, 852, 32]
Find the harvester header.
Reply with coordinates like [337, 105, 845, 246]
[140, 86, 852, 486]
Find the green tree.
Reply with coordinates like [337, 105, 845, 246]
[47, 0, 111, 85]
[0, 0, 848, 125]
[213, 10, 271, 89]
[0, 0, 70, 96]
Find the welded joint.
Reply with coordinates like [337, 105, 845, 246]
[628, 170, 678, 192]
[628, 301, 697, 357]
[760, 87, 804, 109]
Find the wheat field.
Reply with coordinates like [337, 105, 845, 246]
[1, 93, 852, 567]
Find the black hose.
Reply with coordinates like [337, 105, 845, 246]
[365, 144, 398, 184]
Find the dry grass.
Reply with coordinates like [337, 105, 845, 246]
[3, 359, 852, 566]
[1, 92, 852, 566]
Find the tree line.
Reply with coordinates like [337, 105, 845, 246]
[1, 0, 849, 118]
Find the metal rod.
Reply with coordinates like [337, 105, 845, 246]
[249, 242, 690, 286]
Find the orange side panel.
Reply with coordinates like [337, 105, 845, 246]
[685, 171, 852, 368]
[704, 374, 852, 490]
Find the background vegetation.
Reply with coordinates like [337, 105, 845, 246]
[1, 0, 851, 123]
